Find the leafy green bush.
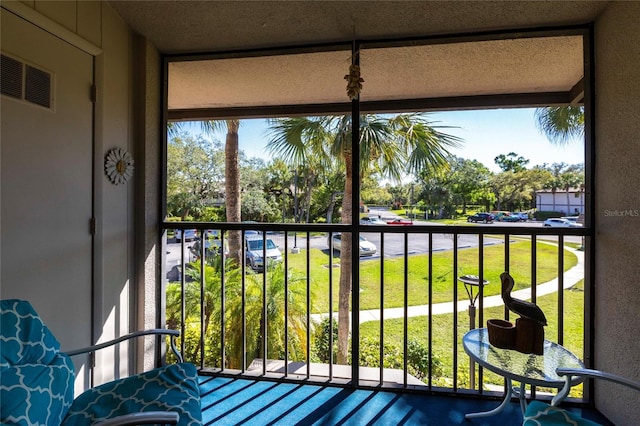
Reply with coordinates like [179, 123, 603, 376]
[312, 318, 444, 383]
[166, 260, 311, 370]
[165, 322, 221, 367]
[534, 210, 563, 221]
[312, 316, 338, 363]
[358, 337, 444, 381]
[406, 339, 444, 380]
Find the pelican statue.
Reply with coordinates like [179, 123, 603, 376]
[500, 272, 547, 326]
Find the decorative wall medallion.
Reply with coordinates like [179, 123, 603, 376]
[104, 148, 134, 185]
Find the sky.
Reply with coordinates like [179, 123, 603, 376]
[181, 108, 584, 174]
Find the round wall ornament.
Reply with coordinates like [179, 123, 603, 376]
[104, 148, 134, 185]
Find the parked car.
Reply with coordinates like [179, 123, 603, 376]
[467, 213, 494, 223]
[498, 213, 520, 222]
[561, 216, 579, 223]
[360, 216, 387, 225]
[327, 233, 377, 256]
[515, 212, 530, 221]
[175, 229, 197, 241]
[245, 235, 283, 270]
[386, 218, 413, 225]
[543, 218, 582, 228]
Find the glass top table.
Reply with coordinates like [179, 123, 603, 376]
[463, 328, 585, 419]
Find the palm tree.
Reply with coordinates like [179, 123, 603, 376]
[222, 120, 242, 265]
[560, 165, 584, 214]
[167, 255, 310, 369]
[181, 254, 236, 362]
[534, 106, 584, 145]
[267, 113, 461, 364]
[543, 163, 566, 213]
[168, 120, 243, 264]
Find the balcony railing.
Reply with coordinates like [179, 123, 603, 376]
[162, 221, 590, 402]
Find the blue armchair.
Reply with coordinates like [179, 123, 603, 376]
[1, 299, 201, 426]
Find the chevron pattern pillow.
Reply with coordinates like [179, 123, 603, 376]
[1, 299, 76, 425]
[62, 362, 202, 426]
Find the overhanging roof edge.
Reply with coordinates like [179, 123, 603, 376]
[167, 92, 576, 121]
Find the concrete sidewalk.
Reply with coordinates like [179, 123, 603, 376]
[313, 243, 584, 326]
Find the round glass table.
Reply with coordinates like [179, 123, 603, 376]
[463, 328, 585, 419]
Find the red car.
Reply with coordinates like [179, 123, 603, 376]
[386, 219, 413, 225]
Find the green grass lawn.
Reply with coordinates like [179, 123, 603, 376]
[359, 279, 586, 396]
[284, 239, 584, 395]
[286, 239, 578, 314]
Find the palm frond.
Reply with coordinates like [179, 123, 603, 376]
[535, 106, 584, 145]
[395, 115, 463, 176]
[266, 117, 326, 165]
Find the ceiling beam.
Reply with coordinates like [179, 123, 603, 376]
[569, 78, 585, 105]
[167, 92, 572, 121]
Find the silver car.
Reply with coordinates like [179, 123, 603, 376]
[543, 218, 582, 228]
[360, 216, 387, 225]
[245, 236, 282, 270]
[327, 233, 377, 256]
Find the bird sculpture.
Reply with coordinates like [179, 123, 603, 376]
[500, 272, 547, 326]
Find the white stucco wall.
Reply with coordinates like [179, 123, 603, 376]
[91, 1, 135, 386]
[132, 35, 162, 373]
[594, 2, 640, 424]
[537, 191, 585, 215]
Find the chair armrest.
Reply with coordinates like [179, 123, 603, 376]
[63, 329, 183, 362]
[93, 411, 179, 426]
[552, 367, 640, 406]
[557, 368, 640, 391]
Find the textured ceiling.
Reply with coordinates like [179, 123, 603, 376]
[168, 36, 584, 111]
[108, 1, 607, 54]
[107, 1, 607, 114]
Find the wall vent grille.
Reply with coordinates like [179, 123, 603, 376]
[1, 54, 23, 99]
[25, 65, 51, 108]
[1, 54, 52, 109]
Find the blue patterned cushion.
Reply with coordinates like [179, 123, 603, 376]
[62, 363, 202, 426]
[1, 299, 61, 366]
[1, 299, 76, 425]
[523, 401, 601, 426]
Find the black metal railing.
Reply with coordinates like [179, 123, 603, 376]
[162, 221, 590, 400]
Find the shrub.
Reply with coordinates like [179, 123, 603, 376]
[313, 319, 444, 382]
[312, 316, 338, 363]
[534, 210, 563, 221]
[358, 338, 444, 381]
[406, 339, 444, 380]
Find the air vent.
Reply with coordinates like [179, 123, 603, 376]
[1, 54, 23, 99]
[1, 54, 52, 109]
[25, 65, 51, 108]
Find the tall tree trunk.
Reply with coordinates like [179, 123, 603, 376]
[326, 191, 339, 224]
[225, 120, 242, 265]
[337, 150, 353, 364]
[304, 173, 314, 223]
